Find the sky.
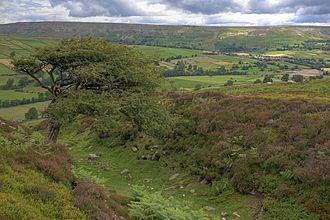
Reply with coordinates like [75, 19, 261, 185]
[0, 0, 329, 26]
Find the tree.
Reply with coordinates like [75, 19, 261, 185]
[263, 75, 273, 83]
[5, 79, 15, 89]
[25, 107, 38, 120]
[13, 36, 161, 142]
[292, 75, 304, 83]
[281, 74, 290, 82]
[225, 80, 234, 86]
[254, 79, 262, 84]
[10, 51, 16, 59]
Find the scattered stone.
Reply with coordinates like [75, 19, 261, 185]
[144, 178, 151, 183]
[233, 212, 241, 218]
[190, 189, 196, 194]
[131, 146, 138, 152]
[221, 212, 228, 217]
[204, 206, 216, 212]
[127, 174, 133, 180]
[151, 151, 161, 161]
[169, 173, 180, 181]
[222, 218, 226, 220]
[199, 178, 208, 184]
[88, 153, 102, 160]
[121, 169, 130, 175]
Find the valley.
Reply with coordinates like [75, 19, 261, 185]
[0, 22, 329, 220]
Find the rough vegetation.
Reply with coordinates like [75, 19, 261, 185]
[0, 118, 129, 220]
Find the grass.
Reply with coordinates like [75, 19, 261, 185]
[0, 101, 49, 120]
[212, 77, 330, 103]
[62, 129, 256, 219]
[136, 45, 201, 58]
[0, 34, 58, 58]
[0, 64, 15, 75]
[0, 90, 39, 100]
[161, 75, 262, 90]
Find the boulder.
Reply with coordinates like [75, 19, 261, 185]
[204, 206, 216, 212]
[169, 173, 180, 181]
[88, 153, 102, 160]
[120, 169, 130, 175]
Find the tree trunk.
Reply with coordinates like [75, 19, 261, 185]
[47, 120, 61, 143]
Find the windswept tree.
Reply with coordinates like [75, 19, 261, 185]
[13, 36, 162, 142]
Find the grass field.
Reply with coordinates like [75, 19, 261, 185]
[0, 64, 15, 75]
[161, 75, 263, 90]
[0, 101, 49, 120]
[213, 77, 330, 103]
[0, 90, 39, 100]
[136, 45, 201, 58]
[0, 34, 58, 58]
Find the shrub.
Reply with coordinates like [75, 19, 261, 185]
[129, 186, 215, 220]
[73, 181, 129, 220]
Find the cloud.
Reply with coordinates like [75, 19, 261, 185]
[0, 0, 329, 25]
[160, 0, 242, 14]
[49, 0, 159, 17]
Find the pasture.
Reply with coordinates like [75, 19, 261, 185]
[0, 101, 49, 120]
[0, 34, 58, 58]
[0, 64, 15, 75]
[136, 45, 201, 58]
[0, 90, 39, 100]
[161, 75, 262, 90]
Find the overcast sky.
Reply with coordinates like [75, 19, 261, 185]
[0, 0, 329, 26]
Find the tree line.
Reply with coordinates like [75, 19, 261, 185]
[0, 92, 51, 108]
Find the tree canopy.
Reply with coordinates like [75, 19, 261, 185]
[13, 36, 166, 142]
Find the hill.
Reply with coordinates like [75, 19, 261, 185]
[0, 22, 330, 51]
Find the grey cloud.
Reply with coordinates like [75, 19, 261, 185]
[49, 0, 146, 17]
[292, 14, 330, 23]
[161, 0, 241, 14]
[248, 0, 330, 15]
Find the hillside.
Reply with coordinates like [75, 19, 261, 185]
[0, 22, 330, 51]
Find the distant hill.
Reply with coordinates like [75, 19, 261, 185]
[0, 22, 329, 51]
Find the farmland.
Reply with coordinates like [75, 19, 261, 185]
[0, 101, 49, 120]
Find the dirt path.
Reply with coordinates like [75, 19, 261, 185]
[0, 59, 12, 67]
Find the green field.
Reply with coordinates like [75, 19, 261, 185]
[161, 75, 263, 90]
[0, 34, 58, 58]
[0, 64, 15, 75]
[0, 101, 49, 120]
[0, 90, 39, 100]
[136, 45, 201, 58]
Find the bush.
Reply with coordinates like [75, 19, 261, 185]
[25, 107, 38, 120]
[73, 181, 129, 220]
[129, 186, 215, 220]
[292, 75, 304, 82]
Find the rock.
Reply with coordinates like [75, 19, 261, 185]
[169, 173, 180, 181]
[190, 189, 196, 194]
[200, 178, 208, 184]
[151, 151, 161, 161]
[88, 153, 102, 160]
[131, 146, 138, 152]
[221, 212, 228, 217]
[140, 155, 148, 160]
[127, 174, 133, 180]
[144, 178, 151, 183]
[233, 212, 241, 218]
[120, 169, 130, 175]
[204, 206, 216, 212]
